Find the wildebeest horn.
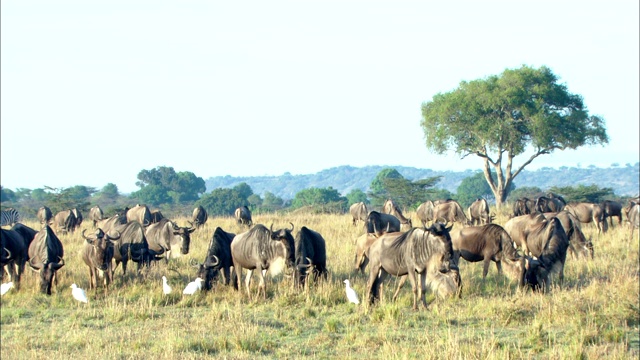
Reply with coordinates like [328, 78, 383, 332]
[51, 257, 65, 269]
[289, 222, 294, 232]
[107, 230, 121, 241]
[270, 223, 274, 232]
[208, 255, 220, 267]
[3, 247, 12, 259]
[81, 229, 94, 241]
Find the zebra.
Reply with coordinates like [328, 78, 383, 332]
[0, 208, 20, 227]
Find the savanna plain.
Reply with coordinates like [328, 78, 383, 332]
[1, 209, 638, 359]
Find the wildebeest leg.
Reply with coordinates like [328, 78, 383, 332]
[482, 258, 491, 279]
[244, 269, 254, 298]
[494, 260, 502, 276]
[257, 269, 268, 299]
[223, 267, 231, 286]
[367, 265, 383, 304]
[406, 271, 420, 310]
[89, 268, 95, 290]
[419, 272, 429, 309]
[392, 275, 407, 302]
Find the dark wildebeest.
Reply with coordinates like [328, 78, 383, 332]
[37, 206, 53, 225]
[450, 223, 520, 279]
[294, 226, 328, 287]
[433, 200, 471, 226]
[542, 211, 593, 259]
[366, 224, 454, 310]
[28, 225, 65, 295]
[349, 202, 368, 226]
[231, 223, 296, 299]
[416, 200, 435, 227]
[535, 196, 566, 213]
[383, 199, 413, 229]
[80, 228, 120, 289]
[235, 206, 253, 227]
[111, 221, 157, 276]
[601, 200, 623, 228]
[564, 202, 608, 234]
[145, 218, 195, 263]
[127, 204, 152, 226]
[53, 209, 77, 235]
[72, 208, 83, 229]
[519, 217, 570, 293]
[512, 198, 536, 217]
[467, 198, 494, 226]
[503, 213, 547, 256]
[353, 233, 379, 273]
[1, 228, 27, 288]
[194, 227, 235, 290]
[192, 206, 208, 229]
[150, 210, 164, 224]
[89, 206, 104, 228]
[365, 211, 401, 237]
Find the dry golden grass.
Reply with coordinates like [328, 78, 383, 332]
[1, 210, 638, 359]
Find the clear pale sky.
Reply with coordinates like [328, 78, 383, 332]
[2, 1, 638, 194]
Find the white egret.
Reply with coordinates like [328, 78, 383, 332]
[70, 283, 88, 303]
[343, 279, 360, 304]
[162, 276, 172, 295]
[183, 277, 203, 295]
[1, 282, 14, 296]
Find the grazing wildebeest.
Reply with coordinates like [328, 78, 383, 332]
[37, 206, 53, 225]
[450, 223, 520, 279]
[234, 206, 253, 227]
[349, 202, 368, 226]
[392, 254, 463, 301]
[53, 209, 77, 235]
[145, 219, 195, 263]
[231, 223, 296, 299]
[72, 208, 83, 229]
[150, 210, 164, 224]
[89, 206, 104, 228]
[383, 199, 413, 229]
[535, 196, 565, 213]
[80, 228, 120, 289]
[28, 225, 65, 295]
[111, 221, 157, 276]
[519, 217, 569, 293]
[433, 200, 471, 226]
[542, 211, 593, 259]
[194, 227, 235, 290]
[353, 233, 378, 273]
[127, 204, 152, 226]
[512, 198, 536, 217]
[601, 200, 623, 227]
[416, 200, 435, 227]
[294, 226, 328, 287]
[0, 228, 27, 288]
[192, 206, 208, 229]
[365, 211, 401, 237]
[503, 213, 547, 256]
[467, 198, 494, 226]
[564, 202, 608, 234]
[366, 224, 454, 310]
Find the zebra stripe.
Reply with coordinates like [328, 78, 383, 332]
[0, 208, 20, 227]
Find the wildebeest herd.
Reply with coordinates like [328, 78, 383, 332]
[1, 195, 639, 310]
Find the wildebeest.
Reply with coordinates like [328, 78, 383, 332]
[433, 200, 471, 225]
[88, 206, 104, 228]
[391, 255, 463, 301]
[503, 213, 547, 256]
[37, 206, 53, 225]
[145, 219, 195, 262]
[383, 199, 413, 229]
[416, 200, 435, 227]
[72, 208, 83, 229]
[519, 217, 569, 293]
[294, 226, 328, 287]
[365, 211, 401, 237]
[234, 206, 253, 227]
[53, 209, 77, 235]
[127, 204, 152, 226]
[467, 198, 494, 226]
[150, 210, 164, 224]
[111, 221, 156, 275]
[366, 224, 454, 310]
[28, 225, 65, 295]
[0, 228, 27, 288]
[512, 198, 535, 217]
[627, 203, 639, 241]
[601, 200, 623, 227]
[80, 228, 120, 289]
[564, 202, 608, 234]
[349, 202, 368, 226]
[535, 196, 565, 213]
[542, 211, 593, 259]
[450, 223, 520, 279]
[194, 227, 235, 290]
[231, 223, 296, 299]
[192, 206, 208, 229]
[353, 233, 378, 273]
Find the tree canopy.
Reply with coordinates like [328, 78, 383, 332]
[421, 65, 609, 208]
[132, 166, 206, 206]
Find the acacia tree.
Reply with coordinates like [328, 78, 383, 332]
[421, 65, 608, 208]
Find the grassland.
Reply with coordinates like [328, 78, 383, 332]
[1, 210, 638, 359]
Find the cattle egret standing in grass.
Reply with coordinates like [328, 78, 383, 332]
[344, 279, 360, 304]
[162, 276, 172, 295]
[70, 283, 88, 303]
[1, 282, 14, 296]
[183, 277, 203, 295]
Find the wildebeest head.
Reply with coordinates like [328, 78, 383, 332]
[270, 222, 296, 268]
[194, 255, 221, 290]
[82, 228, 120, 271]
[426, 223, 454, 273]
[520, 257, 547, 292]
[173, 222, 196, 254]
